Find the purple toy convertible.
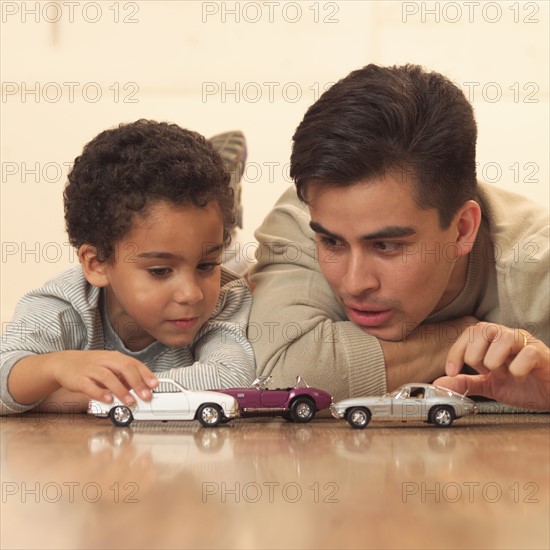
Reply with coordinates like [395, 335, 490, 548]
[214, 376, 333, 423]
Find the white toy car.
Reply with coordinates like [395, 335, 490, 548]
[87, 378, 239, 427]
[330, 383, 478, 428]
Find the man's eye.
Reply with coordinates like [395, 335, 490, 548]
[319, 236, 341, 250]
[373, 242, 401, 252]
[148, 267, 171, 278]
[198, 262, 221, 272]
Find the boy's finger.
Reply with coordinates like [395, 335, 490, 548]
[91, 369, 135, 406]
[106, 355, 157, 400]
[78, 378, 114, 404]
[136, 362, 159, 388]
[122, 361, 157, 400]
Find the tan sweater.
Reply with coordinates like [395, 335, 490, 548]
[249, 182, 549, 401]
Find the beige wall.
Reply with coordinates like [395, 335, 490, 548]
[1, 0, 549, 324]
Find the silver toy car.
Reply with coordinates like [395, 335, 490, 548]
[330, 383, 478, 428]
[87, 378, 239, 428]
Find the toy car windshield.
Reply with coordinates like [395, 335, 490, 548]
[251, 376, 272, 390]
[386, 388, 404, 398]
[250, 375, 312, 391]
[294, 375, 310, 389]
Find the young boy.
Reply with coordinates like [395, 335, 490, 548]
[0, 120, 255, 415]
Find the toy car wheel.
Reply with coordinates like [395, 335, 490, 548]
[430, 406, 455, 427]
[289, 397, 316, 423]
[197, 404, 223, 427]
[109, 406, 134, 427]
[346, 407, 371, 429]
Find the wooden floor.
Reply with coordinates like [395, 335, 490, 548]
[1, 412, 549, 550]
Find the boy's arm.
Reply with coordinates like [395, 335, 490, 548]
[0, 297, 85, 413]
[154, 279, 255, 390]
[249, 187, 474, 401]
[1, 294, 156, 414]
[6, 350, 157, 413]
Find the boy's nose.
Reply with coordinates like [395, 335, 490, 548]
[173, 279, 203, 305]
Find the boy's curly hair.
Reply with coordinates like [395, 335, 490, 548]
[64, 119, 234, 261]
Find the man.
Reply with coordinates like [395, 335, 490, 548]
[249, 64, 549, 410]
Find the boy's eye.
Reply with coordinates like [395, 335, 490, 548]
[197, 262, 221, 272]
[147, 267, 172, 278]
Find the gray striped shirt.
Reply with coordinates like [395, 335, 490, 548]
[0, 267, 255, 414]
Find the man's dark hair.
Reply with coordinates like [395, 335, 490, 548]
[64, 119, 234, 261]
[290, 64, 478, 228]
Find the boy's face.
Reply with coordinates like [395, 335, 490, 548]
[100, 201, 224, 351]
[307, 173, 470, 342]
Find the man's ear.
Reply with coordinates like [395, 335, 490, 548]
[79, 245, 110, 288]
[454, 200, 482, 257]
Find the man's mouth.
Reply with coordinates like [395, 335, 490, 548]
[345, 305, 393, 328]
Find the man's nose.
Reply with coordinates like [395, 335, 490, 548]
[341, 253, 379, 297]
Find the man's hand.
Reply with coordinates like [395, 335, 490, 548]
[434, 322, 550, 410]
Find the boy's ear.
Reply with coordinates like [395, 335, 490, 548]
[455, 200, 482, 256]
[79, 245, 110, 288]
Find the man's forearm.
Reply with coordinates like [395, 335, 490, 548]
[381, 316, 478, 391]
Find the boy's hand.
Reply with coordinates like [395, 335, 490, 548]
[8, 350, 159, 407]
[53, 350, 159, 405]
[434, 322, 550, 410]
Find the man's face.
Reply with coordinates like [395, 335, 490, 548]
[100, 201, 224, 351]
[307, 173, 467, 341]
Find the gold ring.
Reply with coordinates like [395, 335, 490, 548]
[521, 331, 529, 348]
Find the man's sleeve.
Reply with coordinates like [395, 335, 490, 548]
[506, 226, 550, 346]
[248, 187, 386, 401]
[155, 278, 256, 391]
[0, 293, 86, 414]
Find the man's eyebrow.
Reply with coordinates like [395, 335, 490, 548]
[309, 221, 342, 241]
[309, 221, 416, 241]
